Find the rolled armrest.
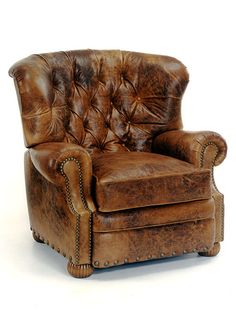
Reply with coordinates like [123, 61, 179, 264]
[153, 130, 227, 168]
[30, 142, 96, 213]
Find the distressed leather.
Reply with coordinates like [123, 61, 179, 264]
[153, 129, 227, 243]
[9, 50, 226, 277]
[24, 151, 78, 264]
[92, 151, 211, 212]
[93, 219, 215, 268]
[9, 50, 188, 151]
[93, 198, 215, 232]
[153, 130, 227, 167]
[29, 142, 96, 213]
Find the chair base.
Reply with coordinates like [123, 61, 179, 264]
[32, 231, 44, 243]
[67, 262, 94, 278]
[198, 242, 220, 257]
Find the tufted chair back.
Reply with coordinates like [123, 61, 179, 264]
[9, 50, 189, 154]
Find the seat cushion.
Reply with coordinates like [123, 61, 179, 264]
[92, 152, 211, 212]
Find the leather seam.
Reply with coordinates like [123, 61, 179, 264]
[93, 217, 214, 233]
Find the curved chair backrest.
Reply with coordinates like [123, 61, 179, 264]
[9, 50, 189, 153]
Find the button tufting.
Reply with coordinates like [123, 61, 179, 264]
[137, 97, 141, 101]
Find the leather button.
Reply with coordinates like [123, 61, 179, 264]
[122, 143, 126, 147]
[137, 97, 141, 101]
[127, 121, 131, 124]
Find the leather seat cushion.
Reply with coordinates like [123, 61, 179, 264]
[92, 152, 211, 212]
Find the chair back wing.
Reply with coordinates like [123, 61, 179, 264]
[9, 50, 189, 152]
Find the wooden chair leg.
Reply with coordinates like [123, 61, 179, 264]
[67, 262, 94, 278]
[198, 242, 220, 257]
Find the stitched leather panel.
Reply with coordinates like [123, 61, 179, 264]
[92, 219, 215, 268]
[9, 50, 189, 152]
[24, 151, 78, 263]
[93, 198, 215, 232]
[92, 152, 211, 211]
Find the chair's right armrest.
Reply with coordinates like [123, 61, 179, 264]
[153, 130, 227, 168]
[29, 142, 96, 213]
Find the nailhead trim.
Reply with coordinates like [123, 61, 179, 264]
[75, 215, 80, 263]
[60, 157, 92, 266]
[200, 142, 219, 168]
[200, 142, 224, 241]
[31, 228, 67, 258]
[94, 247, 211, 267]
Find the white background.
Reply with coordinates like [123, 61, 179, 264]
[0, 0, 235, 313]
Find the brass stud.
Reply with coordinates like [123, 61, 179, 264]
[136, 256, 140, 261]
[183, 250, 187, 254]
[104, 261, 109, 266]
[124, 258, 128, 263]
[46, 240, 49, 245]
[172, 251, 176, 256]
[148, 254, 152, 259]
[51, 244, 54, 249]
[57, 248, 60, 253]
[63, 252, 66, 257]
[193, 248, 197, 252]
[161, 253, 165, 257]
[94, 261, 99, 266]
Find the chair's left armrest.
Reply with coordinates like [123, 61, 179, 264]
[153, 130, 227, 168]
[29, 142, 96, 214]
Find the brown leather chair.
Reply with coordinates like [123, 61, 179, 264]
[9, 50, 227, 278]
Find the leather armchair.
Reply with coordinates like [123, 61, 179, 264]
[9, 50, 227, 278]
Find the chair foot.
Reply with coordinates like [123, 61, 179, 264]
[32, 231, 44, 243]
[67, 262, 94, 278]
[198, 242, 221, 257]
